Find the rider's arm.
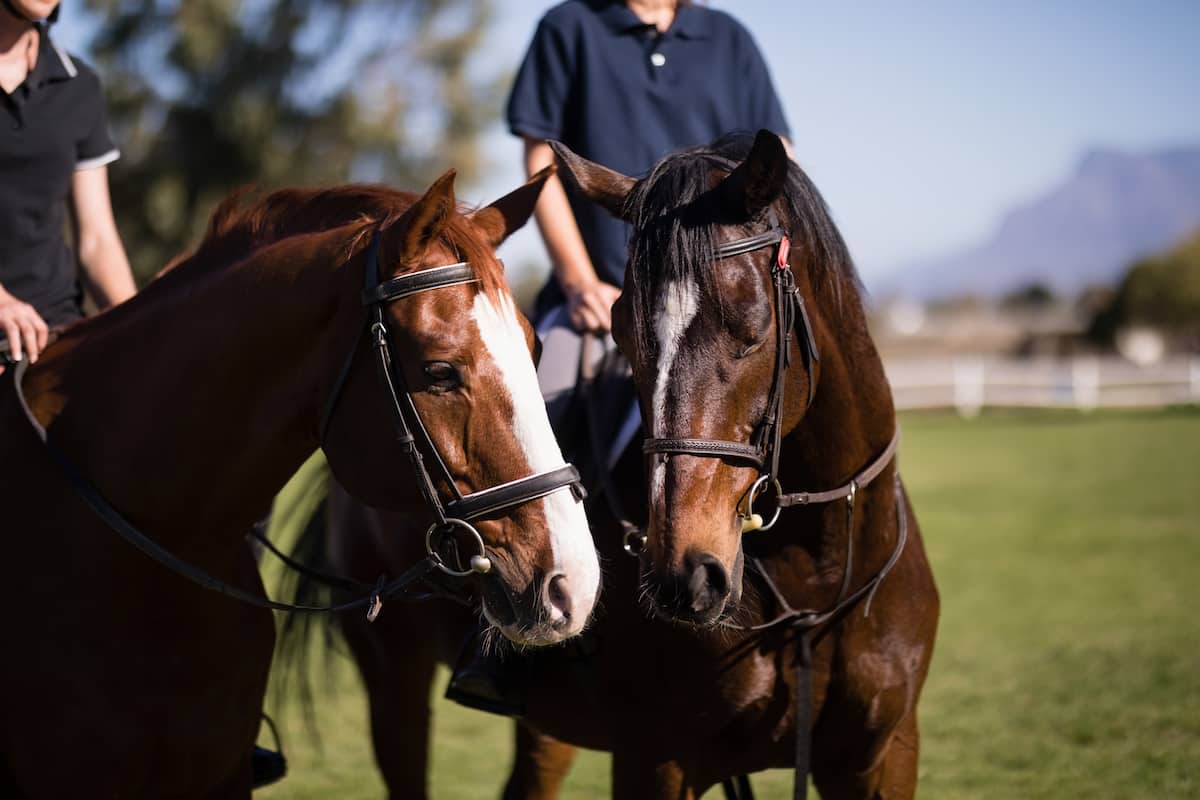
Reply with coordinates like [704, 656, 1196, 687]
[71, 164, 136, 310]
[524, 136, 620, 333]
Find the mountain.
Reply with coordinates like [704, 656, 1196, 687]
[887, 146, 1200, 300]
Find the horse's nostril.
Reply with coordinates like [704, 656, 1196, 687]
[687, 554, 730, 614]
[545, 573, 571, 625]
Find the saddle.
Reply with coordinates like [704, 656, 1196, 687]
[537, 305, 641, 499]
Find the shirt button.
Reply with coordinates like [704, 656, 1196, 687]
[650, 52, 666, 67]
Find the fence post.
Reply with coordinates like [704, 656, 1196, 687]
[1072, 357, 1100, 412]
[1192, 356, 1200, 404]
[954, 358, 984, 417]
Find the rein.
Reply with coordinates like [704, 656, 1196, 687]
[12, 224, 586, 619]
[717, 475, 907, 800]
[12, 357, 436, 618]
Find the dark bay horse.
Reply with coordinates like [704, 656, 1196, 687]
[313, 131, 938, 799]
[0, 169, 598, 799]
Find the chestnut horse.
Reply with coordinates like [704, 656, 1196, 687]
[0, 169, 598, 799]
[307, 131, 938, 799]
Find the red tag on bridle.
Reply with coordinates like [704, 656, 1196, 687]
[777, 236, 791, 268]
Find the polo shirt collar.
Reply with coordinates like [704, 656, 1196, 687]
[593, 2, 712, 39]
[669, 6, 712, 39]
[27, 25, 76, 90]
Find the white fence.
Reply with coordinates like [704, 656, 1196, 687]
[885, 356, 1200, 415]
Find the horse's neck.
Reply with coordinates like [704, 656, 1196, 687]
[762, 304, 899, 606]
[26, 240, 360, 540]
[780, 296, 896, 500]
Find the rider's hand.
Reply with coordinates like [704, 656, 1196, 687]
[565, 280, 621, 334]
[0, 286, 49, 366]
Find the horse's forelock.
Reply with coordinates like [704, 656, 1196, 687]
[624, 133, 861, 350]
[626, 151, 722, 352]
[439, 211, 508, 303]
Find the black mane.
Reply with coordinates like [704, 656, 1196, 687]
[623, 132, 860, 346]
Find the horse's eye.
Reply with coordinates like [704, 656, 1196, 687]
[423, 361, 461, 390]
[737, 340, 766, 359]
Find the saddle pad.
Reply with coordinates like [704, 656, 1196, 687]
[535, 305, 641, 471]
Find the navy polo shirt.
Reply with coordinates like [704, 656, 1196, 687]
[507, 0, 790, 303]
[0, 26, 119, 328]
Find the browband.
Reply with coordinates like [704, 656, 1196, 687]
[363, 262, 478, 305]
[715, 227, 786, 260]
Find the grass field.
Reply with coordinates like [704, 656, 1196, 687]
[259, 409, 1200, 799]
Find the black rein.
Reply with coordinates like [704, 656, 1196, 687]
[13, 225, 587, 618]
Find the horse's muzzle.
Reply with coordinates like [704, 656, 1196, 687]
[645, 546, 745, 626]
[480, 567, 592, 646]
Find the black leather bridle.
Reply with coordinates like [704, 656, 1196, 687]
[320, 229, 586, 577]
[640, 209, 823, 535]
[626, 206, 902, 552]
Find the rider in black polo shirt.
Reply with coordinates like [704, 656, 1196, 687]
[0, 0, 135, 371]
[2, 7, 289, 786]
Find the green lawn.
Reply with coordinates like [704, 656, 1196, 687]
[259, 409, 1200, 799]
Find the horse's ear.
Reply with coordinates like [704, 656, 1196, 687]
[383, 168, 457, 267]
[718, 129, 789, 219]
[469, 165, 554, 248]
[549, 141, 635, 221]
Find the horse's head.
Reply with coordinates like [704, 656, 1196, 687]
[321, 169, 600, 646]
[554, 131, 818, 625]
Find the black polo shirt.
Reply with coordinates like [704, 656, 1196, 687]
[1, 25, 119, 327]
[507, 0, 790, 306]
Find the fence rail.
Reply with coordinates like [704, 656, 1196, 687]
[884, 356, 1200, 415]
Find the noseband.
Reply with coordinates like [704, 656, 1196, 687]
[320, 229, 585, 577]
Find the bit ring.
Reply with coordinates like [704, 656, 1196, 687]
[744, 475, 783, 532]
[425, 518, 492, 576]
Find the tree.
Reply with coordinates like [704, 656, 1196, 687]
[1001, 282, 1057, 311]
[1088, 229, 1200, 350]
[81, 0, 499, 281]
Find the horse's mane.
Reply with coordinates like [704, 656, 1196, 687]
[161, 183, 506, 299]
[623, 133, 861, 345]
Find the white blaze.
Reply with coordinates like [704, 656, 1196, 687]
[650, 279, 700, 503]
[470, 293, 600, 626]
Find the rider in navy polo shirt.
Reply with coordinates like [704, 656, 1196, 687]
[0, 0, 135, 370]
[507, 0, 791, 326]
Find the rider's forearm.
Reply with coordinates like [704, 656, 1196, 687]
[72, 165, 137, 310]
[523, 137, 607, 292]
[77, 234, 136, 310]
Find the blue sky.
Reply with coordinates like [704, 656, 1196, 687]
[57, 1, 1200, 291]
